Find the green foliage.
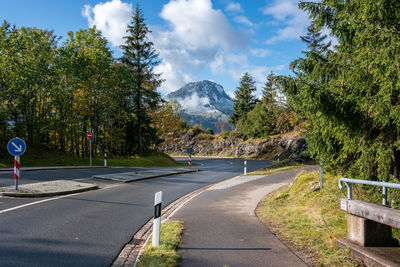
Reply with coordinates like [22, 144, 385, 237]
[0, 7, 164, 159]
[230, 72, 258, 125]
[278, 1, 400, 181]
[236, 72, 293, 138]
[120, 4, 163, 155]
[206, 128, 214, 135]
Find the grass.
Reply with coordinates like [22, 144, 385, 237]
[246, 161, 310, 176]
[256, 170, 358, 266]
[137, 221, 184, 267]
[0, 147, 185, 167]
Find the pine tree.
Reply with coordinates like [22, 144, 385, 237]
[120, 4, 163, 155]
[279, 0, 400, 181]
[230, 72, 258, 126]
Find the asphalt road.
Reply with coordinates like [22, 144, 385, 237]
[0, 157, 271, 267]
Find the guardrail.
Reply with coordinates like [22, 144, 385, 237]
[338, 177, 400, 205]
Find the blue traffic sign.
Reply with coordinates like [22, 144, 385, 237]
[187, 147, 194, 155]
[7, 137, 26, 156]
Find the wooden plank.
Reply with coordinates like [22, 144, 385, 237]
[341, 199, 400, 229]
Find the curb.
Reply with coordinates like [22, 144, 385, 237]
[112, 173, 249, 267]
[1, 184, 99, 198]
[93, 168, 199, 183]
[0, 166, 106, 172]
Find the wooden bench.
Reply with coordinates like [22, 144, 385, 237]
[340, 199, 400, 266]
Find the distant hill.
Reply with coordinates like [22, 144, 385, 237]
[167, 80, 233, 132]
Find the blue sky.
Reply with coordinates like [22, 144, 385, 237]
[0, 0, 312, 98]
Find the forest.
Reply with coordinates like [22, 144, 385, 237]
[2, 1, 400, 183]
[0, 6, 166, 157]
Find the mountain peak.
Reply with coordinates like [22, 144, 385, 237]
[166, 80, 233, 132]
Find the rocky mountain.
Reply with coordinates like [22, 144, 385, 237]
[167, 80, 233, 132]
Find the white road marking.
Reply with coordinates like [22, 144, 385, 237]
[0, 183, 122, 214]
[0, 193, 80, 214]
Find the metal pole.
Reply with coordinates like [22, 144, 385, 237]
[244, 160, 247, 175]
[89, 138, 92, 167]
[152, 191, 162, 247]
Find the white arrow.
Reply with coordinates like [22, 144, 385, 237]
[11, 142, 22, 152]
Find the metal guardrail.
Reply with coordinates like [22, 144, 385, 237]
[339, 177, 400, 205]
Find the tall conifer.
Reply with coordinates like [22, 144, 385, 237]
[120, 4, 162, 155]
[230, 72, 258, 126]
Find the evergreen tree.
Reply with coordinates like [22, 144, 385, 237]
[230, 72, 258, 126]
[279, 0, 400, 181]
[120, 4, 163, 155]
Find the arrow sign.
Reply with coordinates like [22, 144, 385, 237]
[7, 137, 26, 156]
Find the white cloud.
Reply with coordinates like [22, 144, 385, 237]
[225, 2, 242, 13]
[159, 0, 245, 51]
[177, 92, 213, 112]
[234, 16, 254, 27]
[262, 0, 309, 44]
[250, 48, 271, 58]
[151, 0, 248, 93]
[82, 0, 132, 47]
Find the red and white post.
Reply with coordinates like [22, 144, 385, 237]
[14, 156, 20, 190]
[188, 154, 192, 169]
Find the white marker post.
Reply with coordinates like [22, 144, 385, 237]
[244, 160, 247, 175]
[189, 154, 192, 169]
[104, 153, 107, 167]
[152, 191, 162, 247]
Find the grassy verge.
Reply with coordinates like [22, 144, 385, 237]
[256, 170, 358, 266]
[0, 149, 185, 167]
[246, 161, 311, 176]
[137, 221, 184, 267]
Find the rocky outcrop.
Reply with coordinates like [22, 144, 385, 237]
[158, 131, 308, 161]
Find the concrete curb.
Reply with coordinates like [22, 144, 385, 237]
[0, 166, 106, 172]
[1, 185, 99, 198]
[93, 168, 199, 183]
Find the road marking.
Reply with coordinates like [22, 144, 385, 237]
[0, 182, 124, 214]
[0, 193, 81, 214]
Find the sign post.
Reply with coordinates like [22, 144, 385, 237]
[7, 137, 26, 190]
[187, 147, 194, 168]
[152, 191, 162, 247]
[87, 130, 93, 167]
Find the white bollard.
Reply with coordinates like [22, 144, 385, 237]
[244, 160, 247, 175]
[152, 191, 162, 247]
[104, 153, 107, 167]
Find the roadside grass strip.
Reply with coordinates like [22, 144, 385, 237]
[0, 150, 184, 167]
[256, 171, 359, 266]
[247, 162, 308, 176]
[137, 221, 183, 267]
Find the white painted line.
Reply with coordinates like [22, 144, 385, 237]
[0, 192, 80, 214]
[0, 181, 125, 215]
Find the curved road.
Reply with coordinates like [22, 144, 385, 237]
[0, 158, 271, 266]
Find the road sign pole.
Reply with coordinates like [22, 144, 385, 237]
[152, 191, 162, 247]
[14, 156, 20, 190]
[90, 139, 92, 167]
